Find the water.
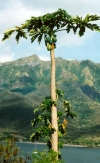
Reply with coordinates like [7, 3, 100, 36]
[16, 142, 100, 163]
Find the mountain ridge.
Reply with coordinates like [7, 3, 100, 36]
[0, 54, 100, 146]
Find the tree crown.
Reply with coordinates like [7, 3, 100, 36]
[2, 8, 100, 45]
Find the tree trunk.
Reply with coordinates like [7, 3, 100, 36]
[50, 49, 58, 154]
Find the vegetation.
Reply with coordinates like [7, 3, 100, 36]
[0, 138, 65, 163]
[31, 150, 64, 163]
[2, 8, 100, 159]
[0, 138, 30, 163]
[0, 57, 100, 147]
[30, 89, 76, 159]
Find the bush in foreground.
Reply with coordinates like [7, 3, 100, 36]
[0, 138, 30, 163]
[31, 150, 64, 163]
[0, 138, 65, 163]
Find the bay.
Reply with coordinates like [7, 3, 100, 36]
[16, 142, 100, 163]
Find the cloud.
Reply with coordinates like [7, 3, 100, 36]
[0, 0, 41, 30]
[0, 0, 100, 63]
[39, 55, 50, 61]
[20, 0, 100, 16]
[0, 53, 15, 63]
[0, 43, 15, 63]
[0, 0, 42, 62]
[57, 29, 95, 47]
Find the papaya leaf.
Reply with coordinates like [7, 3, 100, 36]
[15, 33, 20, 43]
[78, 26, 86, 36]
[31, 118, 38, 126]
[59, 124, 66, 134]
[57, 111, 63, 118]
[66, 111, 76, 118]
[63, 100, 70, 109]
[2, 30, 15, 41]
[30, 33, 39, 43]
[29, 29, 35, 34]
[63, 118, 67, 126]
[23, 32, 27, 39]
[58, 131, 63, 138]
[3, 28, 17, 35]
[34, 108, 39, 114]
[58, 141, 63, 148]
[15, 30, 27, 43]
[56, 89, 64, 99]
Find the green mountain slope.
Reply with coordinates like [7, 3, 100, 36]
[0, 54, 100, 145]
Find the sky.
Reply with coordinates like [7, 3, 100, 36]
[0, 0, 100, 63]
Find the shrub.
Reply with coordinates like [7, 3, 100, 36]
[31, 150, 65, 163]
[0, 138, 30, 163]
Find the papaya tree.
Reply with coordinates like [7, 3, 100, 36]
[2, 9, 100, 156]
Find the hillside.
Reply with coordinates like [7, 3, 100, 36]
[0, 54, 100, 146]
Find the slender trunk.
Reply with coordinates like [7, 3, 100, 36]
[50, 49, 58, 154]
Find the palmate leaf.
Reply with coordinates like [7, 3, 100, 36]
[37, 33, 43, 44]
[63, 100, 70, 109]
[3, 28, 16, 34]
[2, 29, 15, 41]
[31, 33, 40, 43]
[2, 27, 27, 42]
[34, 107, 39, 114]
[71, 14, 100, 36]
[59, 118, 67, 134]
[66, 111, 77, 119]
[59, 124, 66, 134]
[57, 111, 63, 119]
[30, 130, 42, 141]
[30, 126, 55, 142]
[56, 89, 64, 99]
[31, 115, 43, 126]
[15, 29, 27, 43]
[83, 14, 100, 23]
[78, 26, 86, 37]
[58, 141, 63, 148]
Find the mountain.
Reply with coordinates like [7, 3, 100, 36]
[0, 54, 100, 146]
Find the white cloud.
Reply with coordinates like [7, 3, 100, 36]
[0, 0, 42, 62]
[57, 29, 95, 47]
[0, 42, 15, 63]
[20, 0, 100, 16]
[0, 53, 15, 63]
[0, 0, 100, 63]
[0, 0, 41, 30]
[39, 55, 50, 61]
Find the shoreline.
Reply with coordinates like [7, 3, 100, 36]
[1, 141, 100, 148]
[16, 141, 87, 148]
[16, 141, 100, 148]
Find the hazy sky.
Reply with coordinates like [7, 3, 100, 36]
[0, 0, 100, 63]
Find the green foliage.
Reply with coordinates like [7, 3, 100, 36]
[30, 97, 56, 144]
[0, 138, 30, 163]
[2, 27, 27, 43]
[2, 9, 100, 45]
[31, 150, 64, 163]
[1, 57, 100, 145]
[30, 89, 76, 157]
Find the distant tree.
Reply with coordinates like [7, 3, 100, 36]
[2, 9, 100, 158]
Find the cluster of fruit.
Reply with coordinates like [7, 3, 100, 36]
[45, 34, 57, 51]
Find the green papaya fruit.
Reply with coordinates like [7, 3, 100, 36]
[49, 38, 53, 44]
[52, 37, 57, 43]
[47, 44, 52, 51]
[46, 36, 51, 43]
[53, 34, 57, 37]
